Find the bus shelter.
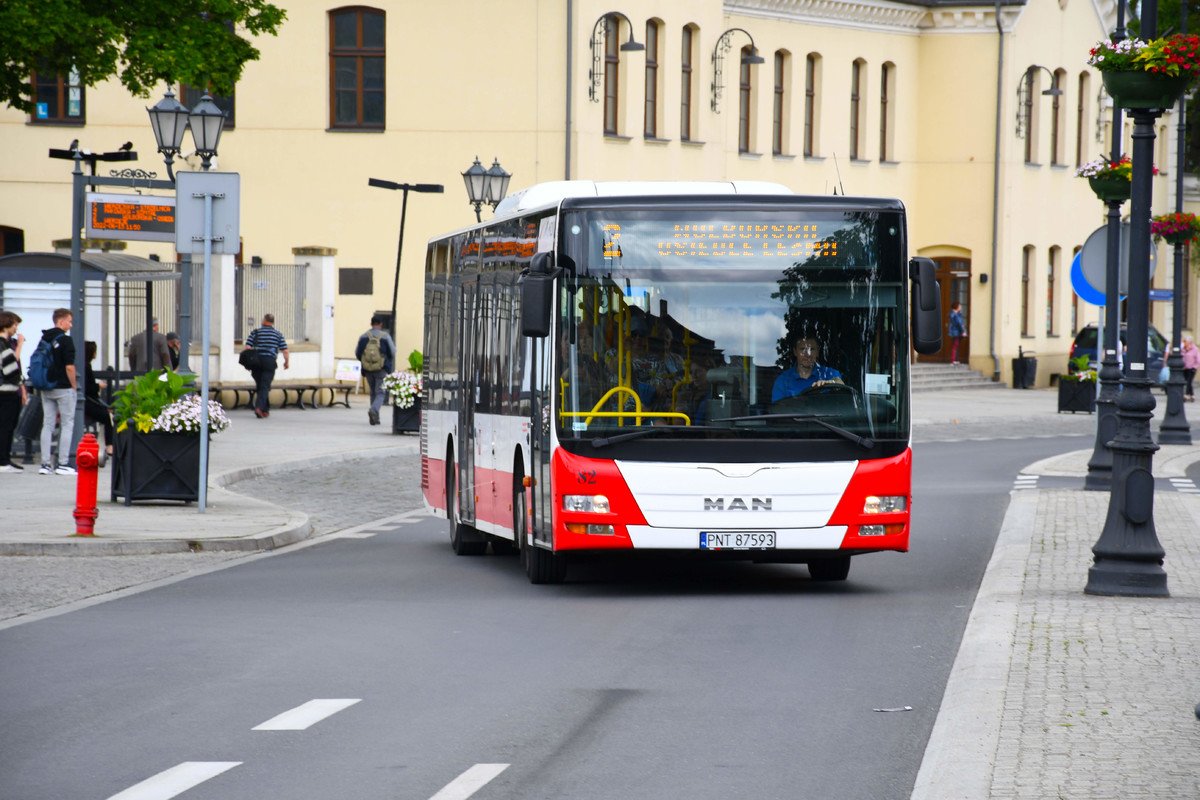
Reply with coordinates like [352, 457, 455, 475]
[0, 251, 180, 388]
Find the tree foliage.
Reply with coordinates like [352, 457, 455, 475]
[0, 0, 285, 113]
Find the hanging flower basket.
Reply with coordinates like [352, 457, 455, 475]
[1102, 70, 1192, 110]
[1089, 35, 1200, 110]
[1151, 212, 1200, 246]
[1087, 175, 1132, 202]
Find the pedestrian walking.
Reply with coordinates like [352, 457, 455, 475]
[1181, 334, 1199, 402]
[36, 308, 77, 475]
[84, 341, 114, 456]
[0, 310, 27, 473]
[355, 314, 395, 426]
[126, 318, 172, 372]
[165, 331, 181, 371]
[948, 302, 966, 365]
[243, 313, 289, 418]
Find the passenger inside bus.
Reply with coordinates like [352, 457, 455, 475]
[771, 335, 844, 402]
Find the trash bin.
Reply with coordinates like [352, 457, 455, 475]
[1011, 348, 1037, 389]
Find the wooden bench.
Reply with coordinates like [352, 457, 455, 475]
[206, 382, 257, 410]
[303, 383, 355, 409]
[207, 381, 356, 410]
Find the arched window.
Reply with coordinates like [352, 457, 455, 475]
[739, 46, 755, 153]
[1071, 245, 1082, 333]
[604, 16, 621, 135]
[1047, 246, 1060, 335]
[644, 19, 662, 138]
[1075, 73, 1091, 167]
[0, 226, 25, 257]
[1050, 68, 1067, 165]
[804, 53, 820, 157]
[329, 7, 386, 129]
[850, 59, 866, 160]
[681, 24, 698, 141]
[773, 50, 790, 155]
[879, 62, 895, 161]
[1022, 245, 1035, 336]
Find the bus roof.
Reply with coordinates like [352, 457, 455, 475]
[493, 180, 792, 217]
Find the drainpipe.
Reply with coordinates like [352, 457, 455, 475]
[565, 0, 573, 179]
[988, 0, 1005, 381]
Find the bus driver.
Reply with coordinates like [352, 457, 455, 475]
[771, 336, 843, 402]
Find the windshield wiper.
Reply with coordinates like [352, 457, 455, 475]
[713, 414, 875, 449]
[590, 425, 734, 448]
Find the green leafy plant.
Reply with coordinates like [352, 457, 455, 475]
[111, 369, 195, 433]
[1063, 355, 1097, 382]
[407, 349, 423, 373]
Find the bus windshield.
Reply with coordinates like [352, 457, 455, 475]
[555, 206, 909, 448]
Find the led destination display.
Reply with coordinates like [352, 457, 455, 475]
[85, 192, 176, 242]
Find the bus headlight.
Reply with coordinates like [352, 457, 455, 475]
[563, 495, 610, 513]
[863, 495, 906, 514]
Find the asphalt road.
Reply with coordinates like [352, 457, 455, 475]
[0, 436, 1083, 800]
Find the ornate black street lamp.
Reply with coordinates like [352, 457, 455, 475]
[146, 89, 190, 181]
[1158, 0, 1193, 446]
[462, 156, 512, 222]
[711, 28, 765, 113]
[1086, 0, 1170, 598]
[1085, 10, 1129, 491]
[588, 11, 645, 102]
[187, 93, 226, 171]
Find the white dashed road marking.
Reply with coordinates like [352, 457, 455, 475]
[106, 761, 241, 800]
[1013, 474, 1038, 490]
[1170, 477, 1200, 493]
[428, 764, 510, 800]
[252, 698, 361, 731]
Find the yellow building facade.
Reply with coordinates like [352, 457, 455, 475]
[0, 0, 1190, 384]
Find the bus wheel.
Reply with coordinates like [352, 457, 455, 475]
[447, 460, 485, 556]
[808, 555, 851, 582]
[516, 485, 566, 584]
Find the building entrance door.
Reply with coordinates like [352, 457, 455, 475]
[932, 257, 971, 364]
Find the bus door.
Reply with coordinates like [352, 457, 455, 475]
[457, 277, 478, 526]
[529, 331, 554, 547]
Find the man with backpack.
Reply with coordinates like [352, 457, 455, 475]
[355, 314, 395, 426]
[32, 308, 77, 475]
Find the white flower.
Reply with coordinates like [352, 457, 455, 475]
[382, 370, 423, 409]
[151, 394, 231, 435]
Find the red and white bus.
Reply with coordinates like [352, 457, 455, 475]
[421, 181, 941, 583]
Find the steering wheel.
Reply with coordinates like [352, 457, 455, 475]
[796, 381, 856, 398]
[770, 382, 860, 414]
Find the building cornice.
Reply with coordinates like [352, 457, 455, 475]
[726, 0, 1025, 35]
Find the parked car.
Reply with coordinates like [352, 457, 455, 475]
[1068, 323, 1169, 382]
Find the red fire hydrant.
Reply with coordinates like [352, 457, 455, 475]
[73, 433, 100, 536]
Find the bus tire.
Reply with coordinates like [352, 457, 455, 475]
[808, 555, 851, 581]
[447, 459, 485, 556]
[517, 485, 567, 584]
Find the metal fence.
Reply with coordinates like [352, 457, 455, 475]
[234, 261, 307, 342]
[155, 260, 308, 343]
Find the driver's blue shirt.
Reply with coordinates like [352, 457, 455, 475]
[771, 364, 842, 402]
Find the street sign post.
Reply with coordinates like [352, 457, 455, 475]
[175, 172, 240, 512]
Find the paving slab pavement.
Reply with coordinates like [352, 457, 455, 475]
[0, 396, 418, 554]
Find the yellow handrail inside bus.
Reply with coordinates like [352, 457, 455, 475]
[559, 410, 692, 426]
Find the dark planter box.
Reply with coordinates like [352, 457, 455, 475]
[111, 429, 207, 505]
[392, 398, 421, 434]
[1058, 380, 1097, 414]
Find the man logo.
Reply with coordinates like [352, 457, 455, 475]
[703, 497, 772, 511]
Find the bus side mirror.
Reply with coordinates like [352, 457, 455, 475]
[909, 257, 942, 355]
[520, 252, 556, 337]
